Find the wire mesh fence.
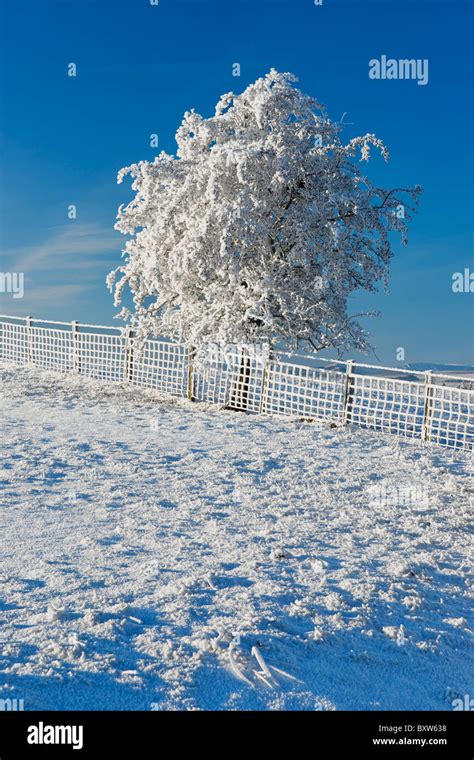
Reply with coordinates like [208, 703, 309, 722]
[0, 315, 472, 451]
[344, 373, 426, 439]
[261, 360, 346, 422]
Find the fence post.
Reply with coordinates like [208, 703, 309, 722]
[343, 360, 354, 424]
[25, 316, 32, 364]
[422, 370, 433, 443]
[258, 344, 272, 415]
[124, 327, 133, 383]
[71, 320, 79, 373]
[187, 346, 195, 401]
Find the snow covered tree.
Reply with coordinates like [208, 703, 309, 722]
[108, 69, 421, 355]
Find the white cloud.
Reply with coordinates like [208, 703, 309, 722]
[0, 284, 87, 316]
[4, 222, 121, 276]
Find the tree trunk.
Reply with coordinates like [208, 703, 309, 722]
[229, 349, 251, 411]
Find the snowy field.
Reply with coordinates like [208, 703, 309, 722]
[0, 362, 472, 711]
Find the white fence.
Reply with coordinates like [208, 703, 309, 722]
[0, 315, 473, 452]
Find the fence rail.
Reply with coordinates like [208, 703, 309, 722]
[0, 315, 473, 452]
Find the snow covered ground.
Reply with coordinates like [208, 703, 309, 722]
[0, 362, 472, 711]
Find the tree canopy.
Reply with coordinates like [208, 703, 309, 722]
[108, 69, 421, 353]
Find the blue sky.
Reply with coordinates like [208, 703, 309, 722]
[0, 0, 473, 365]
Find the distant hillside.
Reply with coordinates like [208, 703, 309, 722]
[406, 363, 474, 374]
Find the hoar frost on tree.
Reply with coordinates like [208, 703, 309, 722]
[108, 69, 421, 355]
